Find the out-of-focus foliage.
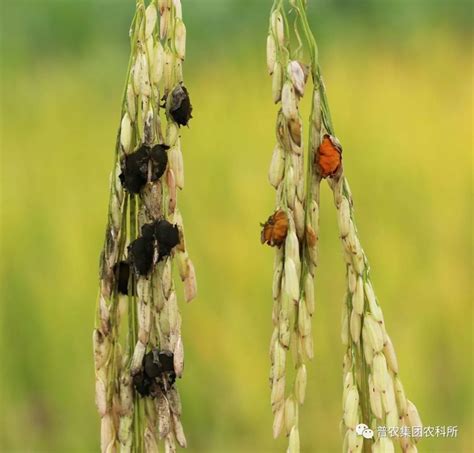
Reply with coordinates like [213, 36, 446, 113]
[0, 1, 472, 452]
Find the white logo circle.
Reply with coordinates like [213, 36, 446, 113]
[355, 423, 374, 439]
[355, 423, 368, 435]
[362, 428, 374, 439]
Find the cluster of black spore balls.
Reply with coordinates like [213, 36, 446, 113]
[120, 143, 169, 194]
[128, 219, 180, 276]
[169, 85, 192, 127]
[133, 349, 176, 397]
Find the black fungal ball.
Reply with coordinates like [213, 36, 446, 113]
[169, 85, 193, 127]
[114, 261, 130, 295]
[133, 371, 152, 397]
[158, 350, 176, 389]
[128, 236, 155, 276]
[158, 350, 175, 373]
[120, 143, 170, 193]
[153, 220, 180, 248]
[133, 349, 177, 398]
[120, 145, 150, 194]
[143, 349, 162, 378]
[153, 220, 180, 260]
[139, 219, 180, 261]
[149, 144, 169, 182]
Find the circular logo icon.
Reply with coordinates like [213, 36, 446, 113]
[362, 428, 374, 439]
[355, 423, 368, 435]
[355, 423, 374, 439]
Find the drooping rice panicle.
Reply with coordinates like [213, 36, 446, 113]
[94, 1, 196, 451]
[263, 2, 421, 452]
[331, 173, 422, 453]
[290, 1, 421, 452]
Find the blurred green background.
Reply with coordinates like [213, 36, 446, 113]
[1, 0, 472, 452]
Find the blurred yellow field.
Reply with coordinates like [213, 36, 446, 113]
[0, 2, 472, 452]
